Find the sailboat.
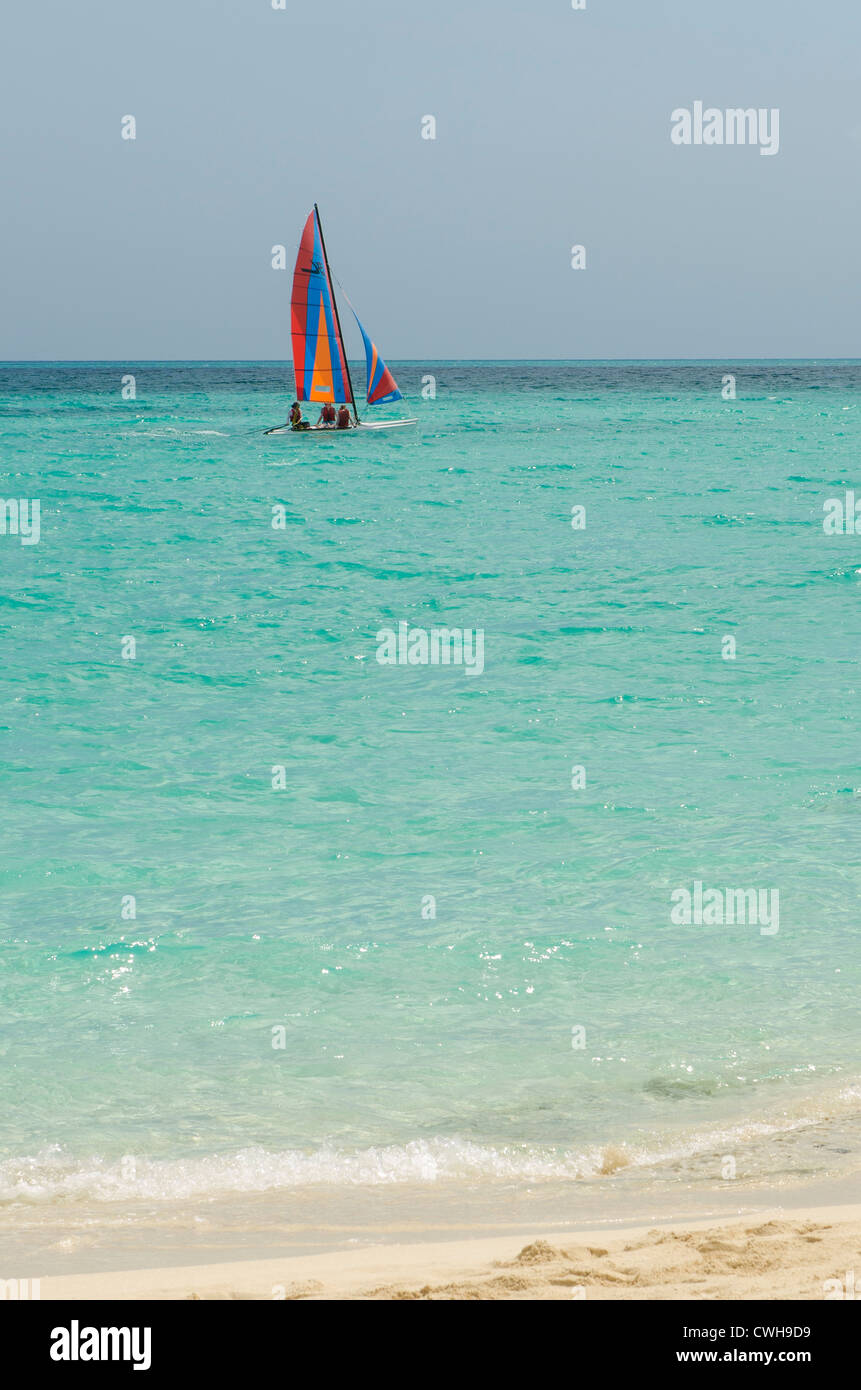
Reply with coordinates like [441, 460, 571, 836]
[264, 204, 416, 435]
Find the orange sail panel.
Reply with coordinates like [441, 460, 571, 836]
[290, 210, 352, 404]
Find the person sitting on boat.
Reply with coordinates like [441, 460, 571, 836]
[336, 405, 352, 429]
[317, 403, 336, 426]
[289, 402, 303, 429]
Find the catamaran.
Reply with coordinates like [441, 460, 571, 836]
[264, 205, 416, 435]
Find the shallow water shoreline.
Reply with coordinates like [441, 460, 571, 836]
[5, 1161, 860, 1283]
[33, 1198, 861, 1301]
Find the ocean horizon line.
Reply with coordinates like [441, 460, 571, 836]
[4, 357, 861, 367]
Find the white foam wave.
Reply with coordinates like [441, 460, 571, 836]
[2, 1086, 858, 1205]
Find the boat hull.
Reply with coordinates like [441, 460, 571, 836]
[356, 418, 417, 431]
[263, 419, 417, 435]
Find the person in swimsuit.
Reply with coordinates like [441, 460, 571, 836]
[336, 405, 352, 429]
[317, 403, 336, 426]
[289, 402, 303, 429]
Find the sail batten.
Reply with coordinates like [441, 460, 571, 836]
[290, 209, 352, 405]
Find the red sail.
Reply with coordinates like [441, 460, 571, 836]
[290, 210, 352, 404]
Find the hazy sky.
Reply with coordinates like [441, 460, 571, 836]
[2, 0, 860, 359]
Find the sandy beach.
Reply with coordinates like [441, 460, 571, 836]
[38, 1203, 861, 1301]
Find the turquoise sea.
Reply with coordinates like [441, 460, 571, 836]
[1, 362, 860, 1268]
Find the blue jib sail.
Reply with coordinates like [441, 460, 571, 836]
[351, 309, 403, 405]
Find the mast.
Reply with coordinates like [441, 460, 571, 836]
[314, 203, 359, 424]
